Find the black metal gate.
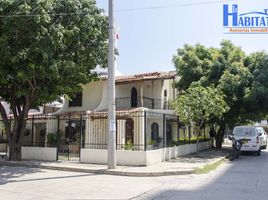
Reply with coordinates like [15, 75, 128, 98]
[57, 119, 85, 162]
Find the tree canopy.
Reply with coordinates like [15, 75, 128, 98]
[0, 0, 108, 160]
[172, 85, 229, 153]
[173, 40, 268, 148]
[172, 86, 229, 127]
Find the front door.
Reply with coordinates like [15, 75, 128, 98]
[131, 87, 138, 107]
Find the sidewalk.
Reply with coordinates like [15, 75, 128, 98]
[0, 147, 229, 177]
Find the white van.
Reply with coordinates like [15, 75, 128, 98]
[233, 126, 263, 155]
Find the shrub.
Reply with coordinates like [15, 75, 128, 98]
[46, 133, 60, 147]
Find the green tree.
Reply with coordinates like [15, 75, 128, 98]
[244, 51, 268, 121]
[172, 86, 229, 155]
[173, 44, 212, 91]
[173, 40, 252, 148]
[0, 0, 108, 160]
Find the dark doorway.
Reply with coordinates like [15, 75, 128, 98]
[131, 87, 138, 107]
[166, 123, 173, 146]
[151, 122, 159, 141]
[125, 118, 134, 144]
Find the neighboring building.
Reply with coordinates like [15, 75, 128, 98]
[0, 101, 62, 146]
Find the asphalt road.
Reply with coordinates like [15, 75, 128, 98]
[1, 149, 268, 200]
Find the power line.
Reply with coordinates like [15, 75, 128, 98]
[0, 0, 237, 18]
[116, 0, 237, 12]
[0, 11, 91, 18]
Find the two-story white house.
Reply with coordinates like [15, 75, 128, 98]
[43, 71, 181, 162]
[21, 71, 210, 166]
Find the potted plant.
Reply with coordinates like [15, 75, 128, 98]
[46, 132, 61, 147]
[147, 139, 157, 150]
[123, 139, 134, 150]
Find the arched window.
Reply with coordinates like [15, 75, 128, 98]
[125, 118, 134, 144]
[151, 122, 159, 141]
[131, 87, 138, 107]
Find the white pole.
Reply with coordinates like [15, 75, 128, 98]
[108, 0, 116, 169]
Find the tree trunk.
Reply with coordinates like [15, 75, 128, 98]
[1, 93, 33, 161]
[9, 140, 22, 161]
[7, 108, 29, 161]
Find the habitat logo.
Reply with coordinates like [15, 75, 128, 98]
[223, 4, 268, 34]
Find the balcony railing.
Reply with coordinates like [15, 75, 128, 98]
[115, 96, 172, 110]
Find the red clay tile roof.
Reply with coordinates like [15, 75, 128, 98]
[101, 71, 176, 83]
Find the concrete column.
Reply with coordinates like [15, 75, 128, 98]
[47, 114, 57, 134]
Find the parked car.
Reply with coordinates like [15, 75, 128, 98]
[233, 126, 264, 156]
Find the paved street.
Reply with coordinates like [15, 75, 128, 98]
[1, 150, 268, 200]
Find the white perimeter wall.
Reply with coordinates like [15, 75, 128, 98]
[20, 142, 210, 164]
[81, 141, 210, 166]
[21, 147, 57, 161]
[81, 149, 146, 166]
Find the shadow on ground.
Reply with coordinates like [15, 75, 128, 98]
[0, 165, 99, 185]
[0, 166, 42, 185]
[135, 150, 268, 200]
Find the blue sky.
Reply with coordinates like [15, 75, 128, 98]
[96, 0, 268, 75]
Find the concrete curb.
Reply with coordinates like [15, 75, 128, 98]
[105, 169, 195, 177]
[194, 155, 228, 174]
[0, 155, 228, 177]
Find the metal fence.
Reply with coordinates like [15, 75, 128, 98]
[0, 110, 212, 161]
[115, 96, 172, 110]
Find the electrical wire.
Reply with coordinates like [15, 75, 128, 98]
[0, 11, 90, 18]
[116, 0, 237, 12]
[0, 0, 237, 18]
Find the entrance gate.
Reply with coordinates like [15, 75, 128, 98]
[57, 120, 85, 162]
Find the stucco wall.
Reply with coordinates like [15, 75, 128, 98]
[21, 147, 57, 161]
[80, 141, 210, 166]
[116, 83, 141, 98]
[145, 149, 163, 165]
[115, 80, 165, 99]
[177, 141, 210, 156]
[80, 149, 147, 166]
[145, 116, 178, 145]
[146, 117, 164, 143]
[117, 150, 146, 166]
[61, 81, 103, 113]
[57, 76, 175, 114]
[80, 149, 107, 164]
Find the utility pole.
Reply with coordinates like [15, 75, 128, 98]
[108, 0, 116, 169]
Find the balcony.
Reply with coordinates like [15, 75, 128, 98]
[115, 96, 172, 110]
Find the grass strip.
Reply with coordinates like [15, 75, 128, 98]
[195, 158, 225, 174]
